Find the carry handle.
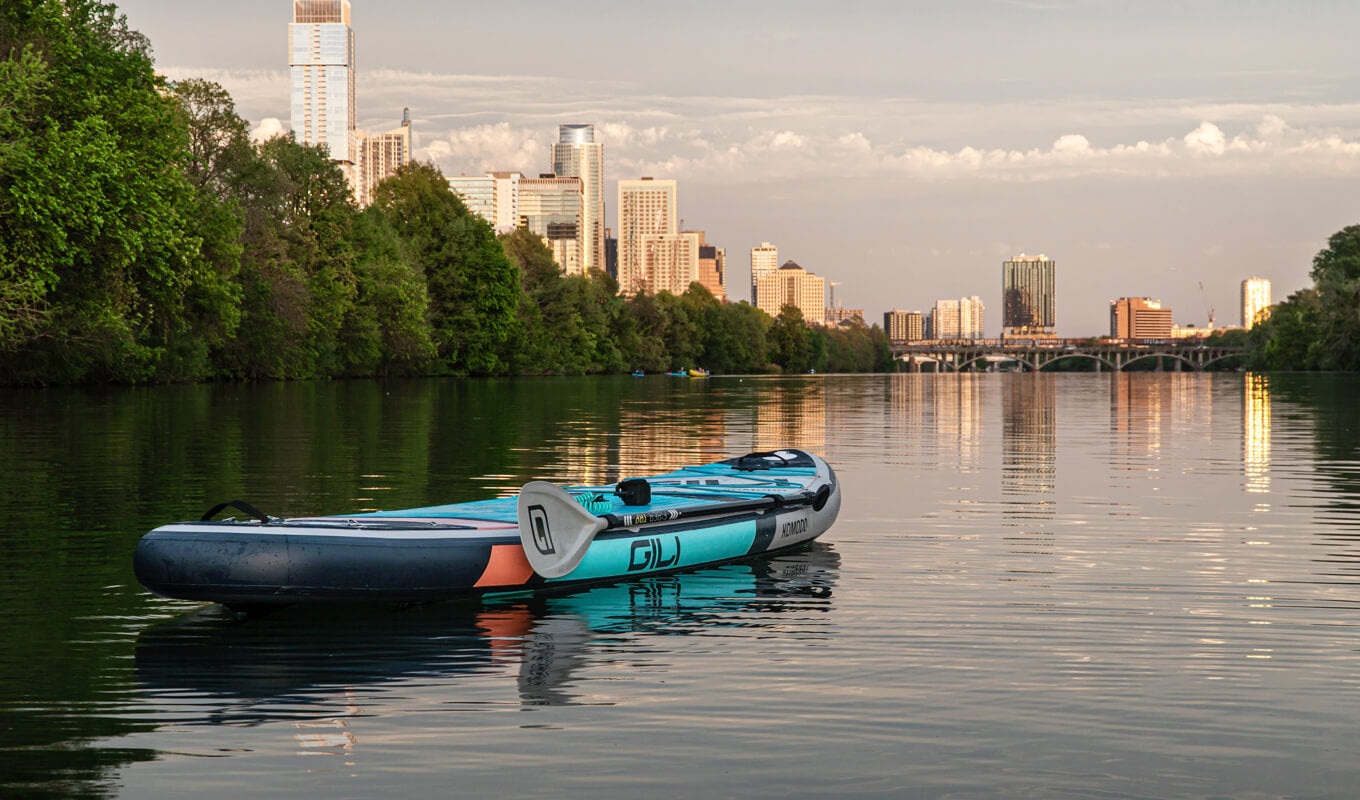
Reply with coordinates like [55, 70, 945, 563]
[201, 499, 272, 524]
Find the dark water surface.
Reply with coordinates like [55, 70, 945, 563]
[3, 373, 1360, 798]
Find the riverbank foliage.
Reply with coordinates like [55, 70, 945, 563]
[0, 1, 894, 385]
[1245, 225, 1360, 371]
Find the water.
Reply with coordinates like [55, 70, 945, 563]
[3, 373, 1360, 798]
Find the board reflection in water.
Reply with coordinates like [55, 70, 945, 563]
[134, 544, 839, 716]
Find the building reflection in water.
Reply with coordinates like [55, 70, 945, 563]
[1244, 373, 1271, 495]
[1001, 374, 1057, 557]
[885, 374, 981, 471]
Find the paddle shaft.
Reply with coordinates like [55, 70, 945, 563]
[600, 490, 816, 529]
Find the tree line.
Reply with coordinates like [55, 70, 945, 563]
[1244, 225, 1360, 371]
[0, 1, 893, 386]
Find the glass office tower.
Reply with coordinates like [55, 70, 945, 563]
[551, 124, 605, 273]
[289, 0, 356, 164]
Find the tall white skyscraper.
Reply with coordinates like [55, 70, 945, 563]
[289, 0, 356, 173]
[617, 178, 678, 294]
[1241, 277, 1271, 328]
[552, 124, 605, 273]
[751, 242, 778, 305]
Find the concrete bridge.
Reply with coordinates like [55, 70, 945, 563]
[890, 338, 1246, 372]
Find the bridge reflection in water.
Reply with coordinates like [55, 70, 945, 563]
[891, 338, 1245, 372]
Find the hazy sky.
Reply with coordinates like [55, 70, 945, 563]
[118, 0, 1360, 334]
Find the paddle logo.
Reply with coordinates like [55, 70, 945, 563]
[526, 504, 555, 555]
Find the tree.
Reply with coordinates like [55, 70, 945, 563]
[769, 305, 812, 372]
[369, 163, 518, 375]
[0, 0, 202, 382]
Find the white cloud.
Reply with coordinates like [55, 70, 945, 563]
[420, 122, 544, 175]
[1184, 122, 1227, 156]
[250, 117, 286, 143]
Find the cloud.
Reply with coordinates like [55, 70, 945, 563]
[152, 66, 1360, 186]
[420, 122, 545, 175]
[250, 117, 286, 143]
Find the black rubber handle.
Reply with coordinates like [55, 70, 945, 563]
[201, 500, 271, 523]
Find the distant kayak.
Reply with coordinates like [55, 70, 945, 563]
[664, 370, 687, 376]
[631, 369, 645, 377]
[688, 368, 710, 377]
[133, 450, 841, 608]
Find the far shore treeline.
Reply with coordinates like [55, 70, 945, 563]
[3, 3, 1358, 387]
[0, 1, 892, 387]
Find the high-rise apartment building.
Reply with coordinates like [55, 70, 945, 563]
[750, 242, 779, 305]
[1003, 254, 1056, 336]
[931, 299, 960, 340]
[617, 178, 678, 294]
[640, 232, 702, 295]
[1241, 277, 1272, 329]
[756, 261, 826, 324]
[1110, 297, 1173, 339]
[551, 125, 605, 274]
[289, 0, 356, 179]
[959, 296, 985, 339]
[519, 175, 585, 275]
[353, 109, 411, 207]
[884, 310, 925, 342]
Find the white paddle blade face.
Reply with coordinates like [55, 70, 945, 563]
[517, 481, 608, 578]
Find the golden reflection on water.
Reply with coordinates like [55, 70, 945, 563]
[1244, 373, 1271, 495]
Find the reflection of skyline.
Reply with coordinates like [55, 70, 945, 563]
[1003, 374, 1056, 497]
[1244, 373, 1271, 495]
[885, 374, 982, 470]
[549, 379, 831, 485]
[1001, 375, 1056, 560]
[1109, 373, 1217, 479]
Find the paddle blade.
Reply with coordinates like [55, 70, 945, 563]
[517, 481, 609, 578]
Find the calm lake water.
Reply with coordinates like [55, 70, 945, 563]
[3, 373, 1360, 798]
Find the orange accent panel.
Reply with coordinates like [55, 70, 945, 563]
[474, 544, 535, 588]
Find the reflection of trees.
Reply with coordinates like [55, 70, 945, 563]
[0, 376, 842, 796]
[1258, 375, 1360, 579]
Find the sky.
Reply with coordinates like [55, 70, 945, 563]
[117, 0, 1360, 335]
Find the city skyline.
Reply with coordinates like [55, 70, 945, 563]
[122, 0, 1360, 334]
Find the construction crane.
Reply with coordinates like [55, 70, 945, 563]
[1198, 281, 1215, 330]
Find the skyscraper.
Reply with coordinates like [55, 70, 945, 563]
[750, 242, 779, 305]
[884, 310, 924, 342]
[1241, 277, 1271, 328]
[551, 124, 605, 273]
[959, 296, 985, 339]
[519, 175, 585, 275]
[617, 178, 677, 294]
[353, 109, 410, 207]
[640, 232, 703, 295]
[1003, 254, 1056, 337]
[289, 0, 356, 177]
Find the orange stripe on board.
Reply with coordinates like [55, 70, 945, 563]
[474, 544, 535, 588]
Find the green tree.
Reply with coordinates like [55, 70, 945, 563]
[1309, 225, 1360, 369]
[369, 163, 518, 374]
[769, 305, 812, 372]
[0, 0, 202, 382]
